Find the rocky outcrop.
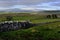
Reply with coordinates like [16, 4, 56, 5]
[0, 21, 33, 32]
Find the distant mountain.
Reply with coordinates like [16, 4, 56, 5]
[43, 10, 60, 12]
[38, 10, 60, 14]
[0, 8, 34, 12]
[0, 8, 60, 14]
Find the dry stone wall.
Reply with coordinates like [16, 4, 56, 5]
[0, 21, 33, 32]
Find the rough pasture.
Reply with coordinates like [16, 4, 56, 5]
[0, 13, 60, 40]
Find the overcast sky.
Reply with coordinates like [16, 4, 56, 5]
[0, 0, 60, 11]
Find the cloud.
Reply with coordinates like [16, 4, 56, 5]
[0, 0, 60, 10]
[15, 1, 60, 10]
[0, 0, 58, 7]
[50, 2, 60, 6]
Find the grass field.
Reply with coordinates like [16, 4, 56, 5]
[0, 13, 60, 23]
[0, 22, 60, 40]
[0, 13, 60, 40]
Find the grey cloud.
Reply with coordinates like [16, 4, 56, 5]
[0, 0, 59, 7]
[51, 2, 60, 6]
[0, 0, 57, 7]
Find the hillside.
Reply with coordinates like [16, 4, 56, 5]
[0, 13, 60, 40]
[38, 10, 60, 14]
[0, 21, 60, 40]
